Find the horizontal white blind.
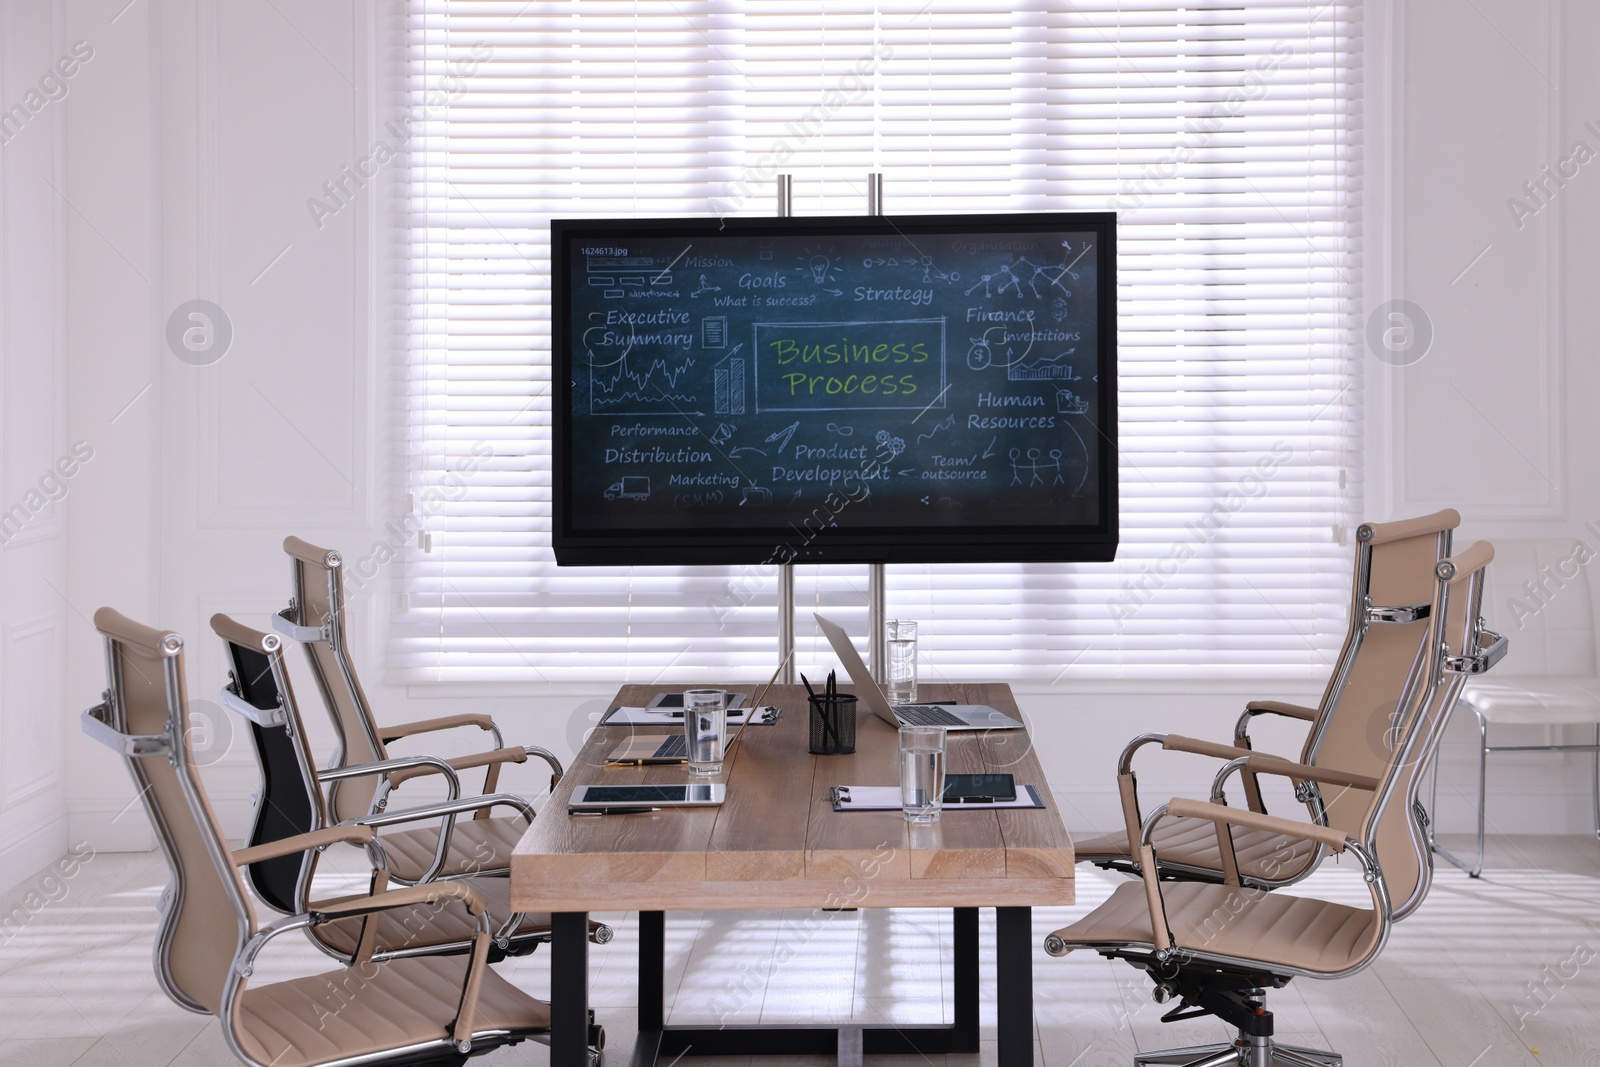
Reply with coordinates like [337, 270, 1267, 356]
[393, 0, 1362, 684]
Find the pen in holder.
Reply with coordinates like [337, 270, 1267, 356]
[807, 692, 857, 755]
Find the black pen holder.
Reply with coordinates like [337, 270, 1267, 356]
[808, 694, 857, 755]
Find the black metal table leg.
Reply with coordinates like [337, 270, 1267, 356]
[995, 906, 1033, 1067]
[632, 911, 666, 1067]
[637, 905, 1001, 1062]
[953, 906, 980, 1048]
[553, 912, 591, 1067]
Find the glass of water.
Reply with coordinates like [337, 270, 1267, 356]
[684, 689, 727, 776]
[886, 619, 918, 704]
[899, 724, 946, 823]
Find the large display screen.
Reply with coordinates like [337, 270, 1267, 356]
[551, 212, 1117, 565]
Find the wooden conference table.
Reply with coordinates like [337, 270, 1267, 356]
[511, 683, 1075, 1067]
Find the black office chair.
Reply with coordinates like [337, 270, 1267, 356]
[212, 612, 612, 975]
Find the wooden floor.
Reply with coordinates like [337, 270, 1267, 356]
[1, 834, 1598, 1066]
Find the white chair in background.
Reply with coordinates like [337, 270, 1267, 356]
[1431, 535, 1600, 876]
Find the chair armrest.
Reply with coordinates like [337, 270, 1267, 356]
[1229, 704, 1319, 811]
[308, 879, 489, 921]
[1161, 734, 1255, 762]
[354, 792, 535, 830]
[1240, 753, 1380, 793]
[386, 747, 528, 787]
[1239, 700, 1317, 728]
[1112, 733, 1263, 857]
[1160, 797, 1350, 853]
[348, 792, 534, 883]
[379, 713, 501, 745]
[1115, 733, 1168, 776]
[317, 754, 462, 802]
[233, 825, 374, 867]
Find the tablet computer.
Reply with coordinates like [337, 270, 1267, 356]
[569, 783, 725, 808]
[943, 773, 1017, 803]
[645, 691, 746, 710]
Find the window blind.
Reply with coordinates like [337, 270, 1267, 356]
[391, 0, 1363, 685]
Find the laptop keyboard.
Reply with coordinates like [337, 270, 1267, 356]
[652, 734, 688, 757]
[894, 704, 968, 727]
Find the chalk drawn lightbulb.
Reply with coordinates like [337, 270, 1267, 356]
[809, 255, 831, 284]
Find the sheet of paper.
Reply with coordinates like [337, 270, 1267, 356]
[600, 705, 779, 726]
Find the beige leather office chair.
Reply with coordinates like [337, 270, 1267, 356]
[1075, 509, 1459, 889]
[81, 608, 559, 1067]
[212, 613, 612, 964]
[277, 536, 557, 883]
[1044, 542, 1505, 1067]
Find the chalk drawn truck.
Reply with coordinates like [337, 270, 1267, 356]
[604, 476, 652, 501]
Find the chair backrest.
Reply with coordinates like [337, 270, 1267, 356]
[212, 613, 329, 914]
[83, 609, 255, 1016]
[1471, 536, 1597, 676]
[1383, 540, 1496, 919]
[281, 536, 388, 824]
[1298, 509, 1459, 838]
[1338, 540, 1493, 925]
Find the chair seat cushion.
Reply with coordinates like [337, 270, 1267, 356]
[381, 814, 529, 882]
[312, 875, 555, 958]
[1050, 879, 1378, 976]
[1074, 815, 1318, 885]
[1463, 675, 1600, 725]
[234, 953, 549, 1067]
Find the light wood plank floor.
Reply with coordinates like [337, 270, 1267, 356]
[1, 834, 1597, 1066]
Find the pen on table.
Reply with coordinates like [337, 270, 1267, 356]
[568, 806, 662, 816]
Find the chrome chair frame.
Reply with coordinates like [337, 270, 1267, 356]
[277, 537, 563, 880]
[212, 614, 612, 962]
[1101, 512, 1458, 891]
[1046, 543, 1502, 1067]
[82, 611, 559, 1067]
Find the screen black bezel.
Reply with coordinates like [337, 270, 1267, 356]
[576, 784, 720, 804]
[943, 772, 1018, 803]
[551, 212, 1118, 565]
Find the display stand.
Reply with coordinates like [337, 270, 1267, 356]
[775, 174, 889, 685]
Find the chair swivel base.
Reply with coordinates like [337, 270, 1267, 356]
[1131, 978, 1340, 1067]
[1135, 1039, 1339, 1067]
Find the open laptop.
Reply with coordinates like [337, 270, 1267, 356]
[813, 613, 1025, 731]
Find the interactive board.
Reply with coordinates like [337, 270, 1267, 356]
[551, 213, 1117, 565]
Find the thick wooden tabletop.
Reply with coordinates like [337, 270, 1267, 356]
[510, 683, 1074, 912]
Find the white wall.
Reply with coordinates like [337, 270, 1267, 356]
[2, 0, 1594, 886]
[0, 0, 73, 889]
[1377, 0, 1600, 837]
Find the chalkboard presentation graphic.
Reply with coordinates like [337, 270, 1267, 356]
[553, 213, 1118, 565]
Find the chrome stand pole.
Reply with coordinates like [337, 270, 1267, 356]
[776, 175, 797, 683]
[865, 173, 887, 683]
